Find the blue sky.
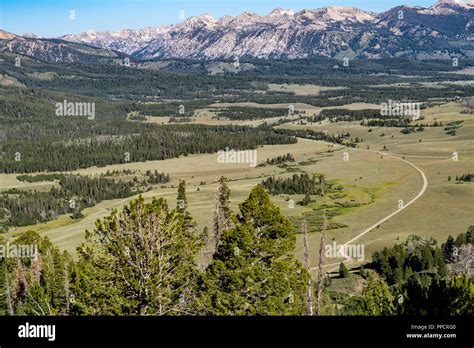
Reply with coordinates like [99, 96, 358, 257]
[0, 0, 438, 37]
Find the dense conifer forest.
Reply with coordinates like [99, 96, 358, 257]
[0, 174, 147, 229]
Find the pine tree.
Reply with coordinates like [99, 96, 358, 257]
[339, 262, 349, 278]
[175, 179, 194, 231]
[318, 175, 325, 196]
[443, 236, 457, 262]
[198, 185, 309, 315]
[301, 192, 311, 206]
[177, 179, 188, 210]
[71, 195, 201, 315]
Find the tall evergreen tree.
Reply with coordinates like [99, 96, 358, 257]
[443, 236, 457, 262]
[198, 185, 309, 315]
[318, 174, 325, 196]
[177, 179, 188, 210]
[71, 195, 201, 315]
[339, 262, 349, 279]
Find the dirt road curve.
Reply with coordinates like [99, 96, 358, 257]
[308, 144, 428, 273]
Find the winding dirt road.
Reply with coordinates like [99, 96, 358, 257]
[308, 144, 429, 273]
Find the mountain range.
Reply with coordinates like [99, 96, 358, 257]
[1, 0, 473, 62]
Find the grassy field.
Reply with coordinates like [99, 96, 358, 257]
[1, 138, 419, 267]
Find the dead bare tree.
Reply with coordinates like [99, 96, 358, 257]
[4, 270, 14, 315]
[64, 262, 70, 315]
[212, 191, 223, 252]
[212, 176, 231, 252]
[302, 217, 313, 315]
[461, 97, 474, 114]
[450, 244, 473, 277]
[15, 259, 27, 301]
[316, 210, 328, 315]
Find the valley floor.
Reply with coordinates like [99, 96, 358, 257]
[3, 101, 472, 278]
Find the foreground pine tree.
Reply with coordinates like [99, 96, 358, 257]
[198, 185, 309, 315]
[71, 196, 201, 315]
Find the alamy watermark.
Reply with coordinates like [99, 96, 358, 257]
[0, 243, 38, 261]
[380, 100, 421, 121]
[55, 100, 95, 120]
[217, 147, 257, 167]
[325, 241, 365, 261]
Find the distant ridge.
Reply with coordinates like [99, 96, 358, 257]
[1, 0, 473, 62]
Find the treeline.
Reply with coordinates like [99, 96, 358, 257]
[239, 84, 473, 107]
[361, 119, 444, 133]
[1, 54, 472, 112]
[442, 227, 473, 263]
[257, 153, 295, 167]
[262, 173, 338, 197]
[16, 173, 64, 183]
[0, 57, 254, 100]
[363, 118, 411, 128]
[444, 121, 464, 136]
[340, 231, 474, 315]
[274, 128, 358, 148]
[213, 107, 291, 120]
[455, 173, 474, 182]
[3, 53, 472, 102]
[1, 124, 296, 173]
[240, 58, 472, 85]
[100, 169, 138, 177]
[0, 87, 132, 122]
[321, 109, 381, 121]
[363, 119, 425, 134]
[132, 100, 210, 117]
[145, 170, 170, 184]
[371, 236, 447, 285]
[0, 174, 144, 229]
